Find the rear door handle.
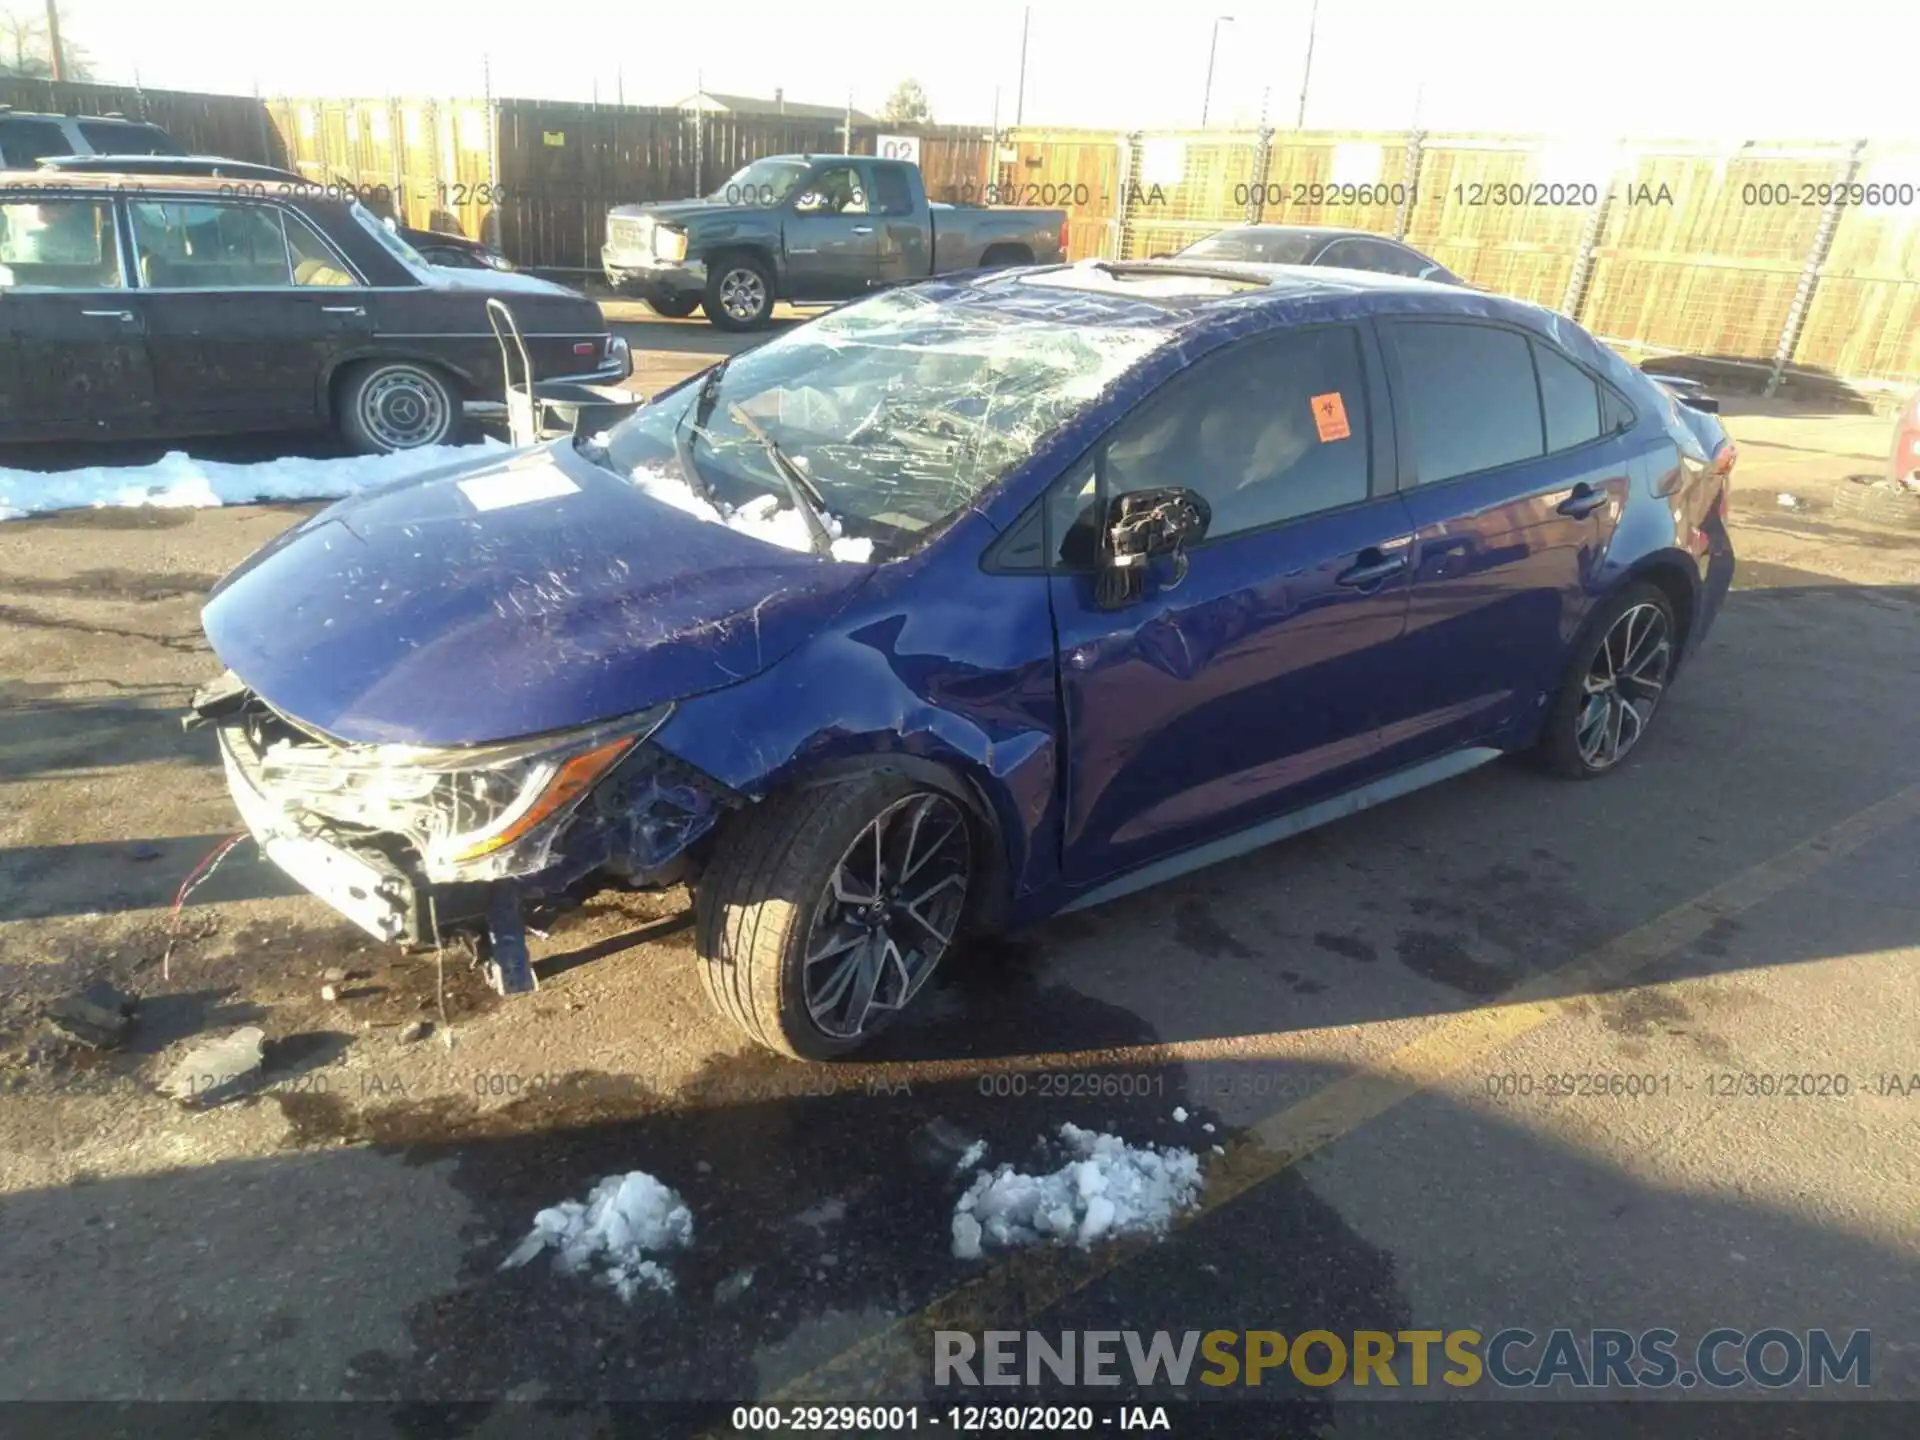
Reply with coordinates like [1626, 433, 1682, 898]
[321, 305, 367, 316]
[81, 309, 135, 322]
[1336, 550, 1410, 587]
[1557, 482, 1612, 518]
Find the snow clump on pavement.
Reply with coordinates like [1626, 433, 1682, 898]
[951, 1123, 1203, 1260]
[500, 1170, 694, 1300]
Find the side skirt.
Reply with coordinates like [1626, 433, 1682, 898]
[1057, 746, 1505, 915]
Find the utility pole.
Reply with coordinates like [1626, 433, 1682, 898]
[1201, 16, 1234, 128]
[44, 0, 64, 82]
[1015, 6, 1030, 125]
[1296, 0, 1320, 128]
[843, 88, 852, 153]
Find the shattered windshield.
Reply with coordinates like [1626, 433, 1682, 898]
[596, 287, 1169, 562]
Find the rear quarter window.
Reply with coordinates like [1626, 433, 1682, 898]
[0, 118, 75, 167]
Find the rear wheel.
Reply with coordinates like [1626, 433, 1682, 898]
[978, 243, 1034, 269]
[694, 776, 973, 1059]
[645, 294, 701, 319]
[336, 360, 458, 454]
[1534, 582, 1677, 779]
[702, 254, 775, 331]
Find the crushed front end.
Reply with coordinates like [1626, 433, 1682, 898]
[188, 673, 737, 995]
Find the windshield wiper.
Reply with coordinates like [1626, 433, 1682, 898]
[726, 402, 837, 559]
[672, 359, 730, 504]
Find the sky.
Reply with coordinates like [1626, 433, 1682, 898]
[39, 0, 1920, 139]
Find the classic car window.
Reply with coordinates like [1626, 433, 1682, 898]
[794, 167, 867, 216]
[350, 201, 435, 280]
[1533, 341, 1603, 452]
[130, 201, 292, 288]
[871, 165, 915, 216]
[1317, 237, 1430, 277]
[0, 199, 122, 288]
[0, 117, 73, 167]
[1177, 229, 1319, 265]
[285, 210, 360, 286]
[1391, 321, 1545, 483]
[1080, 326, 1372, 548]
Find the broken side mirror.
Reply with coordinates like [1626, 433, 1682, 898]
[1095, 486, 1211, 610]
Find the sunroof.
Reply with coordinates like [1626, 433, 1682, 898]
[1017, 260, 1269, 299]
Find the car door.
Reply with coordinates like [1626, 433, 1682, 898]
[1044, 323, 1419, 887]
[0, 191, 156, 439]
[126, 197, 372, 427]
[781, 163, 879, 300]
[1381, 317, 1631, 764]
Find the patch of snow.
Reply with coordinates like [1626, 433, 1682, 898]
[0, 441, 504, 521]
[950, 1123, 1203, 1260]
[500, 1170, 694, 1301]
[1171, 1106, 1189, 1123]
[1776, 492, 1802, 509]
[795, 1197, 847, 1230]
[629, 463, 873, 563]
[955, 1138, 989, 1173]
[1211, 1145, 1226, 1156]
[1202, 1122, 1216, 1134]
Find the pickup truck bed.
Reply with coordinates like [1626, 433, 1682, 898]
[603, 155, 1068, 330]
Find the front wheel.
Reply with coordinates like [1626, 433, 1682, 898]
[694, 776, 973, 1059]
[702, 255, 775, 331]
[645, 293, 701, 319]
[336, 360, 459, 454]
[1534, 582, 1678, 779]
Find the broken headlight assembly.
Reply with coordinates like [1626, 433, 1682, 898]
[252, 705, 674, 884]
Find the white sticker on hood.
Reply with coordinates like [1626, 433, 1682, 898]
[458, 469, 580, 512]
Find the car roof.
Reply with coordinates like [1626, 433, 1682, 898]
[1200, 224, 1411, 247]
[0, 167, 339, 197]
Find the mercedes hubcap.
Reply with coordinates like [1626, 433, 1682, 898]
[719, 268, 766, 322]
[1576, 602, 1672, 770]
[802, 794, 970, 1041]
[360, 369, 449, 450]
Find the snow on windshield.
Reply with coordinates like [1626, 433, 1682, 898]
[602, 287, 1168, 561]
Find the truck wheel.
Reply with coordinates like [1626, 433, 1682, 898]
[646, 294, 701, 319]
[336, 360, 458, 454]
[979, 243, 1034, 269]
[694, 775, 973, 1060]
[703, 255, 775, 331]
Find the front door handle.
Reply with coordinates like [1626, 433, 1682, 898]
[850, 225, 874, 234]
[1557, 482, 1612, 518]
[321, 305, 367, 316]
[81, 309, 135, 322]
[1336, 549, 1410, 587]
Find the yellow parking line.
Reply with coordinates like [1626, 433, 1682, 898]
[758, 778, 1920, 1405]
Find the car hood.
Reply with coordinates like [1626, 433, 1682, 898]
[607, 198, 761, 224]
[201, 442, 876, 747]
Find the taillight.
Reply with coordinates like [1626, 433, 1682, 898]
[1059, 216, 1070, 255]
[573, 341, 596, 356]
[1713, 442, 1737, 478]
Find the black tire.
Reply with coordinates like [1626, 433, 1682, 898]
[979, 243, 1033, 269]
[1830, 475, 1920, 527]
[645, 294, 701, 319]
[702, 253, 776, 331]
[694, 774, 973, 1060]
[1533, 581, 1678, 780]
[336, 359, 459, 454]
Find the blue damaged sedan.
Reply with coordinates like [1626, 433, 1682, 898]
[191, 259, 1738, 1058]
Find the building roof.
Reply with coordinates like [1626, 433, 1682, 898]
[674, 90, 875, 124]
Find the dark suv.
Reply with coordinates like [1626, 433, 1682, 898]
[0, 110, 178, 166]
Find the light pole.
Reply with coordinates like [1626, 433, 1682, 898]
[1200, 16, 1234, 128]
[1296, 0, 1320, 128]
[1015, 6, 1030, 126]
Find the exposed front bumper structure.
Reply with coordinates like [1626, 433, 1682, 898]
[601, 246, 708, 306]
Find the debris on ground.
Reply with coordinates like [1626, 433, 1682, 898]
[714, 1268, 757, 1304]
[951, 1123, 1204, 1260]
[954, 1138, 988, 1173]
[321, 967, 348, 985]
[160, 1027, 265, 1107]
[499, 1171, 694, 1300]
[397, 1020, 431, 1045]
[45, 981, 138, 1050]
[1776, 492, 1803, 509]
[320, 984, 341, 1003]
[795, 1196, 847, 1231]
[1203, 1122, 1216, 1133]
[913, 1115, 984, 1171]
[1172, 1106, 1189, 1123]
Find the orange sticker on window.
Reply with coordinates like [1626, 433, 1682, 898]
[1311, 392, 1351, 442]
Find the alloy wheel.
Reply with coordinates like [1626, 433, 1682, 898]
[358, 367, 451, 450]
[1576, 602, 1672, 770]
[801, 793, 970, 1041]
[719, 267, 767, 323]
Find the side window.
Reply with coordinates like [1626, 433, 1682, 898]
[1533, 341, 1602, 452]
[0, 199, 122, 289]
[793, 167, 867, 216]
[1601, 386, 1636, 433]
[870, 165, 915, 216]
[130, 201, 291, 288]
[0, 118, 75, 166]
[77, 120, 176, 156]
[285, 210, 360, 286]
[1391, 321, 1544, 483]
[1086, 327, 1371, 550]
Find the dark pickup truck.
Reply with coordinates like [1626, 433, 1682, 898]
[603, 155, 1068, 330]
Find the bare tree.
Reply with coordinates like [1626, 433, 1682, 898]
[0, 6, 91, 79]
[879, 78, 933, 127]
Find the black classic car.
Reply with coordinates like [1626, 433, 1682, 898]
[0, 171, 628, 452]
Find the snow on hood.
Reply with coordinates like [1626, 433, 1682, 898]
[627, 461, 873, 563]
[0, 441, 506, 521]
[951, 1124, 1204, 1259]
